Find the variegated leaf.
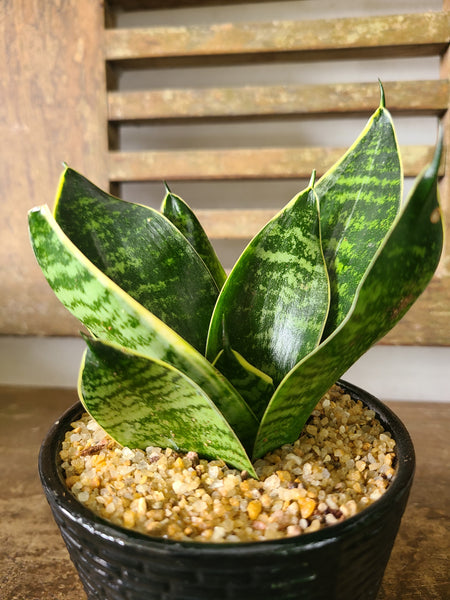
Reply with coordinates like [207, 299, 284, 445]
[206, 176, 330, 386]
[161, 185, 227, 290]
[212, 348, 275, 420]
[253, 138, 443, 458]
[54, 168, 218, 353]
[28, 207, 258, 448]
[316, 96, 402, 338]
[79, 338, 256, 476]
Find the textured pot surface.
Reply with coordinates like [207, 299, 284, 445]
[39, 380, 415, 600]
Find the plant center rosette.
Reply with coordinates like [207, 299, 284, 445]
[29, 88, 443, 542]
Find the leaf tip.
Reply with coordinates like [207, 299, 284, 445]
[378, 80, 386, 109]
[433, 126, 444, 168]
[28, 204, 51, 223]
[28, 205, 43, 217]
[421, 125, 444, 183]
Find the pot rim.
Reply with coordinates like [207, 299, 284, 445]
[38, 379, 415, 555]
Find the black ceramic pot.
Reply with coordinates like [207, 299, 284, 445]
[39, 380, 414, 600]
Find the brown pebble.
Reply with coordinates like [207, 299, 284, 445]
[80, 440, 108, 456]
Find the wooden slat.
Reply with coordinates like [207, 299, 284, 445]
[381, 277, 450, 345]
[108, 80, 449, 122]
[105, 13, 449, 65]
[196, 209, 276, 239]
[108, 145, 439, 182]
[108, 0, 281, 9]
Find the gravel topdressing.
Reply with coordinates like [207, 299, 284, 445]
[60, 385, 396, 543]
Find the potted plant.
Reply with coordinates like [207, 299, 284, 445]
[30, 88, 443, 600]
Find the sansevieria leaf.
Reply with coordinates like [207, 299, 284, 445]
[80, 338, 256, 476]
[54, 168, 219, 353]
[28, 206, 258, 450]
[206, 174, 330, 386]
[212, 348, 275, 420]
[161, 185, 227, 290]
[316, 93, 402, 338]
[253, 137, 443, 458]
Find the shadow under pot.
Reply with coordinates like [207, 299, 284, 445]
[38, 380, 415, 600]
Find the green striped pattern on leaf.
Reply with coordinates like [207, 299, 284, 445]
[206, 180, 330, 385]
[316, 104, 402, 338]
[28, 206, 258, 448]
[253, 139, 443, 458]
[54, 168, 218, 353]
[212, 348, 275, 420]
[161, 186, 227, 289]
[79, 339, 256, 476]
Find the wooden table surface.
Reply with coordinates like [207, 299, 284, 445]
[0, 385, 448, 599]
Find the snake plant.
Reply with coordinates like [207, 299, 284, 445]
[28, 92, 443, 477]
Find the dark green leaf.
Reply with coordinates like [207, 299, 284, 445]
[212, 348, 275, 420]
[28, 207, 258, 448]
[206, 177, 330, 386]
[316, 103, 402, 338]
[79, 338, 256, 476]
[253, 138, 443, 458]
[54, 168, 219, 353]
[161, 185, 227, 289]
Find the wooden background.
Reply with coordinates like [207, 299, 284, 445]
[1, 0, 449, 345]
